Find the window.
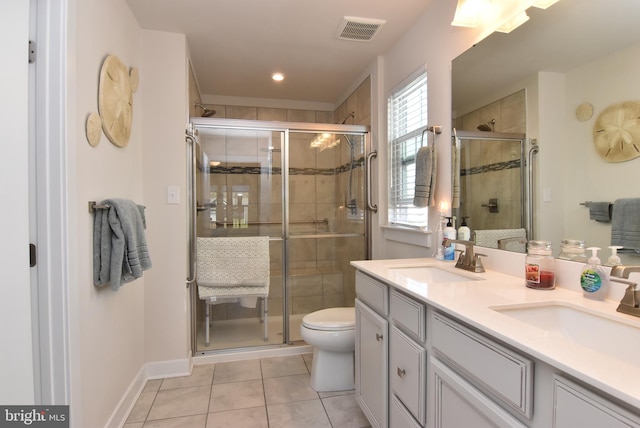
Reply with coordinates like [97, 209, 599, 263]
[388, 70, 428, 228]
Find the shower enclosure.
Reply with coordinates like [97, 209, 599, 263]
[452, 130, 531, 251]
[186, 118, 373, 354]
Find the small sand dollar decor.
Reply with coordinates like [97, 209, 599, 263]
[98, 55, 134, 148]
[86, 112, 102, 147]
[575, 102, 593, 122]
[593, 101, 640, 162]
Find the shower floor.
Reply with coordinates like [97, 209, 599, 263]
[196, 313, 305, 352]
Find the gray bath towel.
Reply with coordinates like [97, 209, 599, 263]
[93, 198, 152, 290]
[611, 198, 640, 254]
[586, 201, 612, 222]
[413, 145, 437, 208]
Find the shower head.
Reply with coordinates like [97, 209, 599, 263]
[195, 102, 216, 118]
[477, 119, 495, 132]
[339, 112, 355, 124]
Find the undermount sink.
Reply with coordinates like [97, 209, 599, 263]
[387, 265, 482, 284]
[491, 302, 640, 363]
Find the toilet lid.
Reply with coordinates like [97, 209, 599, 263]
[302, 307, 355, 331]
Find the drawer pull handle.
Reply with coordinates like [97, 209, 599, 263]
[397, 367, 406, 377]
[375, 333, 383, 342]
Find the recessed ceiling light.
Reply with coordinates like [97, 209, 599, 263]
[272, 72, 284, 82]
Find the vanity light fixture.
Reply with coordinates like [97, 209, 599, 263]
[271, 72, 284, 82]
[452, 0, 560, 32]
[451, 0, 492, 28]
[497, 11, 530, 33]
[531, 0, 559, 9]
[309, 133, 340, 151]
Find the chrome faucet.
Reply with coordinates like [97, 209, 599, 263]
[610, 265, 640, 317]
[442, 239, 487, 273]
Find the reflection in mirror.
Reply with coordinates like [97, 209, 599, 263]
[452, 0, 640, 264]
[452, 130, 527, 252]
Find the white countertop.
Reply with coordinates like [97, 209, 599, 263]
[351, 257, 640, 410]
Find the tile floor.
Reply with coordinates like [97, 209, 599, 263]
[123, 353, 370, 428]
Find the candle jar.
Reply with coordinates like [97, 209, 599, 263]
[525, 240, 556, 290]
[558, 239, 587, 262]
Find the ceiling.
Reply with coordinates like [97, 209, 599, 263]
[125, 0, 434, 104]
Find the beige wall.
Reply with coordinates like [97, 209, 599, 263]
[73, 0, 145, 426]
[561, 43, 640, 260]
[140, 30, 191, 364]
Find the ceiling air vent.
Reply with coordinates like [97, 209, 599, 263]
[336, 16, 386, 42]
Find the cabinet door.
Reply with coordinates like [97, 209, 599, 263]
[390, 326, 426, 425]
[432, 357, 527, 428]
[390, 395, 422, 428]
[553, 376, 640, 428]
[356, 299, 388, 428]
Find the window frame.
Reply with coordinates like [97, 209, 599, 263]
[387, 69, 429, 229]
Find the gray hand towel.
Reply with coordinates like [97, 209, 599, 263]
[587, 201, 612, 222]
[413, 145, 437, 208]
[611, 198, 640, 253]
[93, 198, 152, 290]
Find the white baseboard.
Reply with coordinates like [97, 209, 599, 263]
[193, 344, 312, 365]
[144, 354, 193, 379]
[107, 353, 192, 428]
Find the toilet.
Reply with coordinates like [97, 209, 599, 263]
[300, 307, 356, 392]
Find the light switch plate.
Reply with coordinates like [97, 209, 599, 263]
[167, 186, 180, 204]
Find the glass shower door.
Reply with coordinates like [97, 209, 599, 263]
[193, 125, 285, 352]
[286, 130, 367, 342]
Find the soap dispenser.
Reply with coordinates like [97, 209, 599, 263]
[435, 216, 444, 260]
[443, 216, 456, 261]
[607, 245, 623, 266]
[580, 247, 608, 300]
[458, 216, 471, 241]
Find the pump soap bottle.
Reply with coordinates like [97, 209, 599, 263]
[580, 247, 608, 300]
[607, 245, 623, 266]
[458, 217, 471, 241]
[443, 216, 456, 261]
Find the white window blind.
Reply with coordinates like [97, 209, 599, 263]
[388, 71, 428, 228]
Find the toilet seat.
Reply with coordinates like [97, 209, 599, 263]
[302, 307, 355, 331]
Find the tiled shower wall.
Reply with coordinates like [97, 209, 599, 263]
[201, 78, 371, 321]
[453, 89, 525, 232]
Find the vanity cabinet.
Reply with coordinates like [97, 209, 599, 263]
[553, 376, 640, 428]
[353, 265, 640, 428]
[355, 272, 389, 428]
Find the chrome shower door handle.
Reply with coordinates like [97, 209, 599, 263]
[186, 132, 197, 288]
[366, 150, 378, 213]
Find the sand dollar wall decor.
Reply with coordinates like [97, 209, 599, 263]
[97, 55, 137, 148]
[593, 100, 640, 162]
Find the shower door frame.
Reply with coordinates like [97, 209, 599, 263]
[187, 118, 373, 355]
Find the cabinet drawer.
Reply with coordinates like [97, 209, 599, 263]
[553, 375, 640, 428]
[356, 271, 388, 315]
[432, 357, 527, 428]
[390, 395, 421, 428]
[390, 289, 426, 342]
[431, 312, 533, 418]
[390, 326, 426, 425]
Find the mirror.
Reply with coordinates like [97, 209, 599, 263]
[452, 0, 640, 263]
